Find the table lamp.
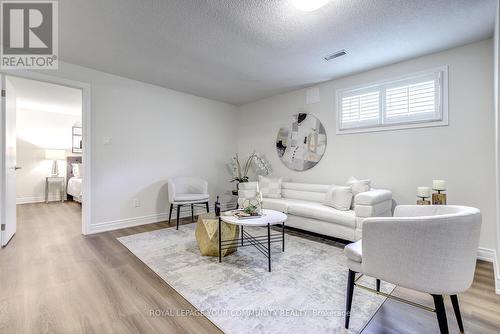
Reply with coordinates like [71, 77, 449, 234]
[45, 149, 66, 176]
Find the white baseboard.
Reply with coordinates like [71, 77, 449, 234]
[477, 247, 500, 294]
[17, 195, 66, 204]
[88, 202, 236, 235]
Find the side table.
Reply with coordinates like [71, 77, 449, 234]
[45, 176, 65, 203]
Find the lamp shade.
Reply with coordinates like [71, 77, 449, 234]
[45, 149, 66, 160]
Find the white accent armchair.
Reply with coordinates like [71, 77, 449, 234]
[167, 177, 210, 230]
[344, 205, 481, 334]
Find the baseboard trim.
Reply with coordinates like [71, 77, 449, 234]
[88, 202, 236, 235]
[16, 196, 66, 204]
[477, 247, 500, 294]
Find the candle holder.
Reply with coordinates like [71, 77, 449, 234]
[432, 189, 447, 205]
[417, 196, 431, 205]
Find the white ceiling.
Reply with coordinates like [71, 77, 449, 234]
[59, 0, 496, 105]
[8, 76, 82, 116]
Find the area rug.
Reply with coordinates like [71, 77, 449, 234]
[118, 224, 393, 334]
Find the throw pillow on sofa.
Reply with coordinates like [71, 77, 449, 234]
[346, 176, 371, 196]
[258, 175, 282, 199]
[323, 186, 353, 211]
[346, 176, 371, 208]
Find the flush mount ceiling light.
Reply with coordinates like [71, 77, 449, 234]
[292, 0, 330, 12]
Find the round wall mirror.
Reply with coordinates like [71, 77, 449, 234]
[276, 113, 327, 171]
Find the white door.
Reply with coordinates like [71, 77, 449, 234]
[1, 75, 17, 247]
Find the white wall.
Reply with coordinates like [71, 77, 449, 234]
[493, 0, 500, 294]
[16, 108, 81, 203]
[238, 39, 497, 251]
[20, 61, 238, 233]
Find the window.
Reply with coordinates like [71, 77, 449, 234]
[336, 67, 448, 134]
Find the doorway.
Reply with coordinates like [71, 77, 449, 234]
[0, 73, 91, 246]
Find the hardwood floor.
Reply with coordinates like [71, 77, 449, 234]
[1, 202, 499, 334]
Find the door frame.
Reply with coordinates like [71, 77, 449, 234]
[0, 70, 92, 235]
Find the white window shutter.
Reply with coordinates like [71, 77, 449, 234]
[340, 91, 380, 129]
[337, 67, 445, 133]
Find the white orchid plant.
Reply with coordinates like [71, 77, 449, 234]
[229, 151, 271, 183]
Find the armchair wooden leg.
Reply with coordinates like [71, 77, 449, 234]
[168, 204, 173, 225]
[432, 294, 449, 334]
[205, 201, 209, 213]
[345, 269, 356, 329]
[450, 295, 464, 333]
[191, 203, 194, 222]
[376, 279, 381, 292]
[176, 204, 181, 230]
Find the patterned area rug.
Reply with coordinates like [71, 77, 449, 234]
[118, 224, 393, 334]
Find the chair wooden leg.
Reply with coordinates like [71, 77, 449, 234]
[432, 294, 449, 334]
[191, 203, 194, 222]
[205, 201, 209, 213]
[168, 204, 173, 225]
[450, 295, 464, 333]
[376, 279, 381, 292]
[176, 204, 181, 230]
[345, 269, 356, 329]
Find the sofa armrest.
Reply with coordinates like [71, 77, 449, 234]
[355, 189, 392, 206]
[354, 189, 393, 219]
[353, 189, 393, 238]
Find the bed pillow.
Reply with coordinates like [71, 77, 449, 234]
[258, 175, 282, 199]
[72, 163, 83, 178]
[323, 185, 353, 211]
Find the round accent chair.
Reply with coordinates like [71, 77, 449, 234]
[167, 177, 210, 230]
[344, 205, 481, 334]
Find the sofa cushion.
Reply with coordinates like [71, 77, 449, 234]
[281, 182, 330, 203]
[281, 189, 326, 202]
[258, 175, 282, 199]
[323, 186, 353, 211]
[281, 182, 330, 192]
[286, 200, 356, 228]
[344, 240, 362, 263]
[262, 198, 288, 213]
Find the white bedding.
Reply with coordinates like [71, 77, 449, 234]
[67, 177, 83, 202]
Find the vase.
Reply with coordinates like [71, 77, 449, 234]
[232, 182, 240, 196]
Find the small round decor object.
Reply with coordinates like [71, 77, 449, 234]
[242, 198, 262, 215]
[276, 113, 327, 171]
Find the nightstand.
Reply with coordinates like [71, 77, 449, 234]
[45, 176, 65, 203]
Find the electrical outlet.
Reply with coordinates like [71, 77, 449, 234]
[133, 199, 140, 207]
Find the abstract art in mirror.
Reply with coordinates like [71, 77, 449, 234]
[72, 126, 83, 153]
[276, 113, 327, 171]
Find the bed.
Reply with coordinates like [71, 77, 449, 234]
[67, 156, 83, 203]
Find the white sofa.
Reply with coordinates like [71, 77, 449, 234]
[238, 181, 392, 241]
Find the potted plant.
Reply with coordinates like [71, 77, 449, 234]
[229, 151, 270, 196]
